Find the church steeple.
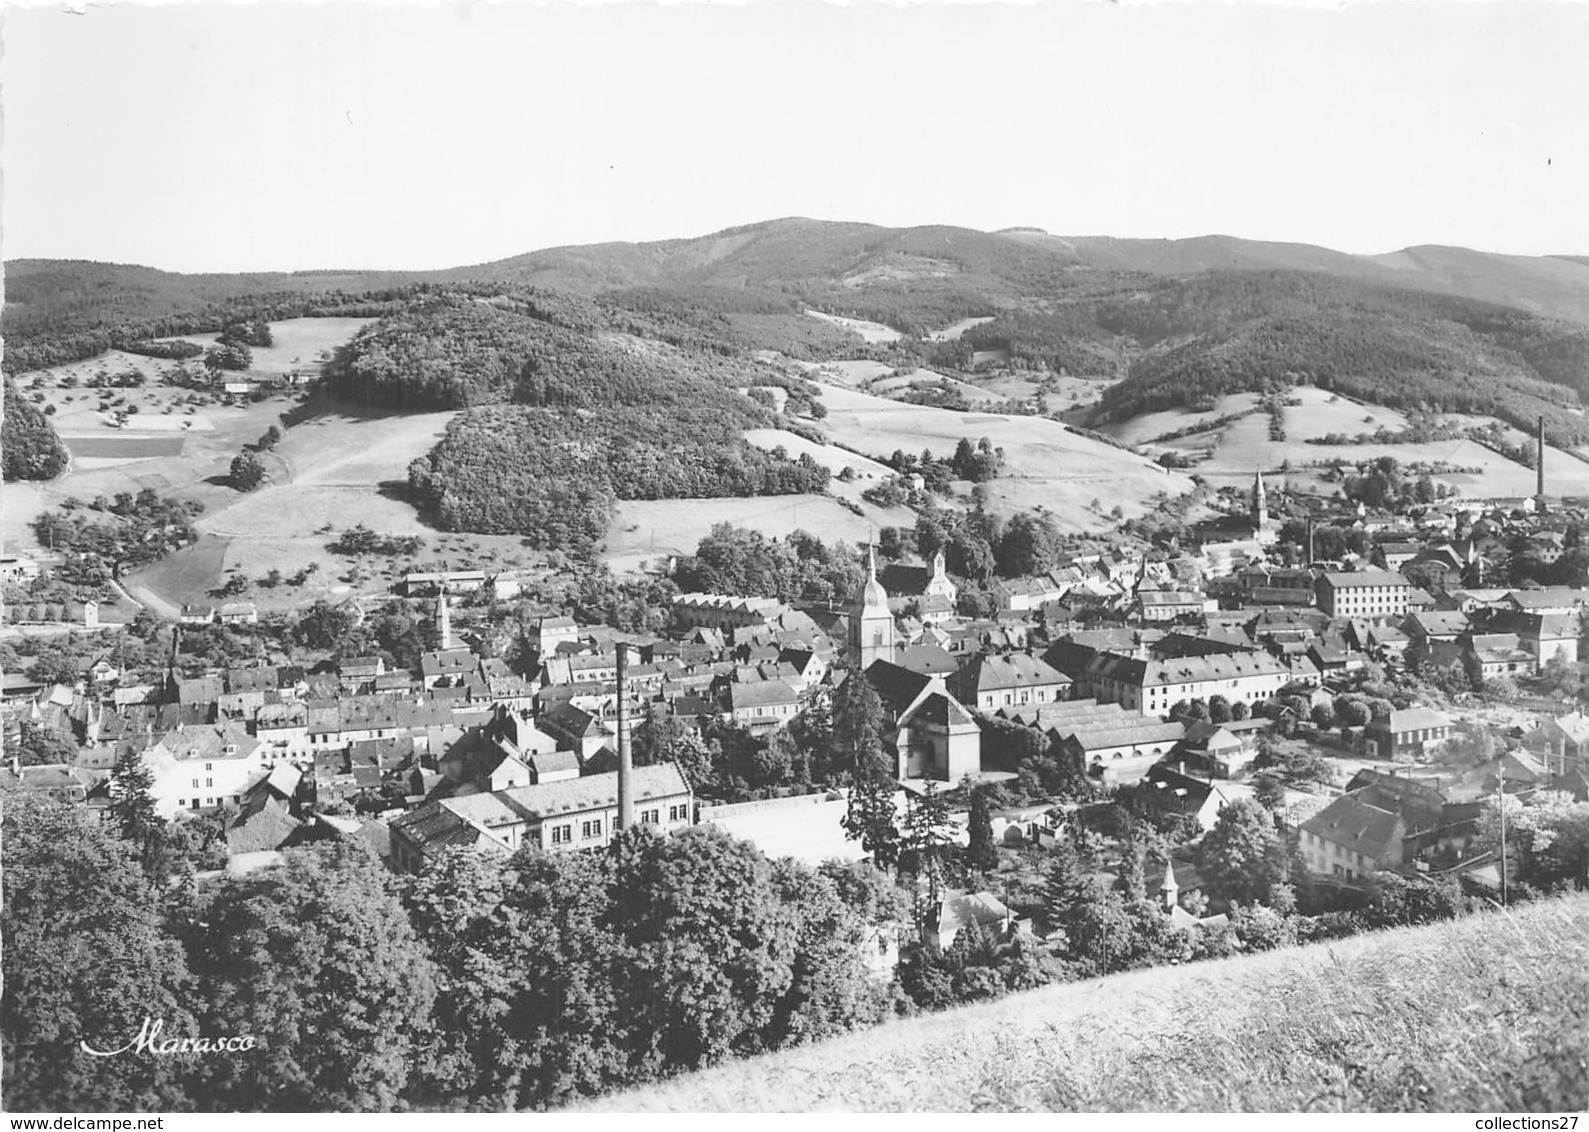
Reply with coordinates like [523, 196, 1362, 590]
[1157, 859, 1179, 911]
[436, 583, 454, 651]
[849, 544, 895, 670]
[1253, 467, 1268, 528]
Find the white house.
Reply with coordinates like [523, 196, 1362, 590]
[142, 722, 270, 818]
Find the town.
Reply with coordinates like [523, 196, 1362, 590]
[8, 426, 1589, 973]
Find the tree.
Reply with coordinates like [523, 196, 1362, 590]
[1207, 694, 1232, 724]
[1040, 833, 1091, 950]
[842, 769, 901, 871]
[1310, 701, 1335, 730]
[185, 841, 438, 1111]
[257, 425, 282, 450]
[1334, 697, 1372, 728]
[229, 451, 266, 492]
[1197, 798, 1284, 908]
[832, 670, 888, 778]
[609, 826, 799, 1073]
[629, 701, 685, 769]
[1, 792, 193, 1111]
[763, 858, 897, 1048]
[14, 720, 78, 767]
[1253, 772, 1287, 816]
[900, 781, 955, 914]
[107, 747, 171, 885]
[965, 787, 999, 873]
[3, 379, 70, 482]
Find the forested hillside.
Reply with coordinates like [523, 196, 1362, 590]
[1087, 272, 1589, 444]
[1, 261, 418, 374]
[349, 291, 837, 553]
[10, 219, 1589, 501]
[2, 379, 69, 481]
[408, 405, 829, 556]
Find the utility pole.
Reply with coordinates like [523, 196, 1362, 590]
[615, 641, 633, 832]
[1498, 779, 1509, 908]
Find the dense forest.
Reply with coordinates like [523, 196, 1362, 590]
[2, 379, 70, 481]
[408, 405, 828, 556]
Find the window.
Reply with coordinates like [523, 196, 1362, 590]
[582, 819, 602, 839]
[669, 804, 687, 822]
[192, 778, 200, 788]
[550, 825, 571, 845]
[205, 763, 213, 771]
[642, 809, 660, 825]
[206, 778, 213, 787]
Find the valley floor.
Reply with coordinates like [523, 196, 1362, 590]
[582, 895, 1589, 1113]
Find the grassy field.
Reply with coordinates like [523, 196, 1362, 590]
[1098, 392, 1264, 447]
[867, 368, 1011, 405]
[811, 383, 1194, 532]
[1117, 386, 1589, 500]
[925, 316, 995, 342]
[150, 316, 375, 376]
[584, 895, 1589, 1113]
[602, 491, 915, 576]
[804, 309, 900, 344]
[1, 318, 534, 614]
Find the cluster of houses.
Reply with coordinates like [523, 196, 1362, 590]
[7, 469, 1589, 908]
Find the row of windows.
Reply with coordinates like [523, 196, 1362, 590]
[177, 795, 242, 809]
[546, 804, 691, 845]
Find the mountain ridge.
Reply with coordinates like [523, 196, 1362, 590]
[10, 218, 1588, 322]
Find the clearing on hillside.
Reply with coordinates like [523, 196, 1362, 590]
[603, 492, 914, 577]
[803, 309, 901, 344]
[584, 895, 1589, 1113]
[149, 316, 377, 376]
[866, 367, 1011, 405]
[925, 316, 996, 342]
[812, 383, 1193, 532]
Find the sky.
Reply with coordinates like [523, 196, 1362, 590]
[3, 0, 1587, 273]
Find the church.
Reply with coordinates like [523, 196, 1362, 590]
[1194, 468, 1282, 566]
[848, 548, 982, 784]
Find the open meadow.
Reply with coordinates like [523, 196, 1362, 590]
[1115, 386, 1589, 500]
[866, 367, 1011, 405]
[148, 316, 376, 376]
[810, 383, 1194, 532]
[602, 490, 916, 577]
[0, 318, 536, 613]
[585, 895, 1589, 1113]
[803, 309, 900, 344]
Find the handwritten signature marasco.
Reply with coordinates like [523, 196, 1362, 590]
[81, 1016, 256, 1057]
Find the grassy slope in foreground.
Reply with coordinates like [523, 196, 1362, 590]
[584, 896, 1589, 1112]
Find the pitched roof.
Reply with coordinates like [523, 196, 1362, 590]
[1301, 794, 1405, 861]
[1319, 570, 1410, 589]
[729, 679, 800, 710]
[1369, 707, 1453, 735]
[949, 653, 1070, 698]
[935, 891, 1011, 937]
[862, 661, 936, 715]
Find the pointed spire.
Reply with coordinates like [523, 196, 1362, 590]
[868, 542, 879, 581]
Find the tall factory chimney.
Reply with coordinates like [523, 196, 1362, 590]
[1306, 516, 1316, 565]
[615, 641, 634, 831]
[1537, 415, 1547, 510]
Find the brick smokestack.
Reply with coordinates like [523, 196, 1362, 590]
[1538, 415, 1547, 505]
[616, 642, 634, 831]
